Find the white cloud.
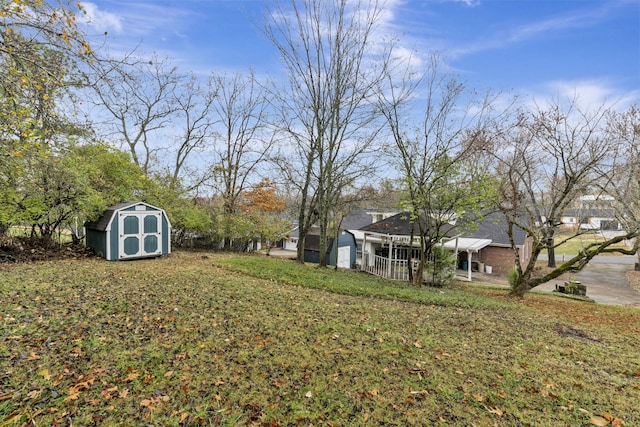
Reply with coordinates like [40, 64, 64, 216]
[528, 79, 639, 112]
[449, 4, 610, 59]
[80, 2, 123, 34]
[450, 0, 480, 6]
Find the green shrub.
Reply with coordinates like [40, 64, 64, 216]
[508, 267, 519, 287]
[424, 245, 457, 287]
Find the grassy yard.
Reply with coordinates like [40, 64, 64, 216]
[1, 251, 638, 426]
[547, 232, 631, 257]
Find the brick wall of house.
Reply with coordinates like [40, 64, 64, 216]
[480, 246, 516, 275]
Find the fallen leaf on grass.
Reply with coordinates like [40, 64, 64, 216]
[600, 413, 626, 426]
[590, 416, 609, 426]
[123, 371, 139, 382]
[365, 389, 378, 397]
[27, 389, 42, 399]
[64, 392, 79, 402]
[487, 406, 504, 416]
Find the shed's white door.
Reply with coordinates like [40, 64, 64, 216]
[118, 212, 162, 259]
[337, 246, 351, 269]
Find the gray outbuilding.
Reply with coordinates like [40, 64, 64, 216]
[85, 201, 171, 261]
[303, 230, 357, 268]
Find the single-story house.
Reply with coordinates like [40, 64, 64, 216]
[85, 201, 171, 261]
[339, 208, 402, 266]
[303, 230, 357, 268]
[280, 209, 401, 258]
[358, 211, 531, 281]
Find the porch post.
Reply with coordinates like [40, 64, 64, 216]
[467, 251, 472, 282]
[387, 237, 393, 279]
[362, 232, 368, 270]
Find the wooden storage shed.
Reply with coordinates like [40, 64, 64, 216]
[85, 202, 171, 261]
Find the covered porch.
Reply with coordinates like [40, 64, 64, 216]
[361, 231, 492, 282]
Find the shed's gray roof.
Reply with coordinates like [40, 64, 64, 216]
[84, 201, 159, 232]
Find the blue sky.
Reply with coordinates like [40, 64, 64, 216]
[80, 0, 639, 107]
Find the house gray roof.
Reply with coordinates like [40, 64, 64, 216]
[359, 211, 416, 235]
[340, 208, 401, 231]
[461, 211, 527, 247]
[360, 210, 529, 247]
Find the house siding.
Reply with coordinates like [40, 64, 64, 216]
[480, 246, 516, 275]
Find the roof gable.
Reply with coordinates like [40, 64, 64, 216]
[85, 201, 165, 232]
[359, 211, 415, 235]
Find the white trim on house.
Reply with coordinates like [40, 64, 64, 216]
[442, 237, 492, 282]
[361, 231, 492, 282]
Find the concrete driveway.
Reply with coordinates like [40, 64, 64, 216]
[533, 255, 640, 307]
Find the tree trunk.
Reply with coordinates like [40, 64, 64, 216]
[512, 278, 532, 298]
[546, 237, 556, 268]
[296, 229, 307, 264]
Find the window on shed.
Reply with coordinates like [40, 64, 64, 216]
[123, 216, 139, 234]
[144, 215, 158, 233]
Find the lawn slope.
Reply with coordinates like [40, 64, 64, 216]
[1, 251, 638, 426]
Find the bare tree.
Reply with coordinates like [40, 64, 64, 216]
[602, 105, 640, 266]
[492, 97, 639, 297]
[89, 54, 181, 175]
[376, 53, 505, 285]
[206, 70, 274, 250]
[264, 0, 390, 265]
[170, 73, 218, 185]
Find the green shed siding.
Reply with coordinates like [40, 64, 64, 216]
[162, 215, 170, 254]
[85, 229, 107, 258]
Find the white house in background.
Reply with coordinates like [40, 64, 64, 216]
[560, 208, 621, 232]
[577, 194, 615, 209]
